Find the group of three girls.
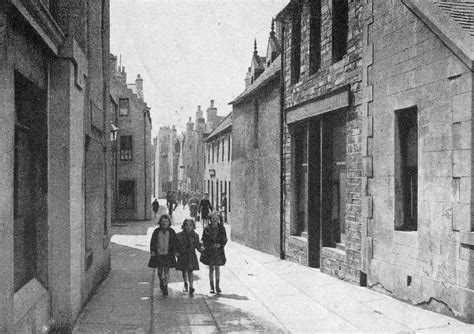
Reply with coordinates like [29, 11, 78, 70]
[148, 212, 227, 296]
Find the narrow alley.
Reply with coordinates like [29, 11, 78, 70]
[73, 204, 473, 333]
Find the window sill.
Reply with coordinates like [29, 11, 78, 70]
[14, 278, 48, 325]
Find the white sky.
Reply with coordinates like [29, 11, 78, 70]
[110, 0, 288, 135]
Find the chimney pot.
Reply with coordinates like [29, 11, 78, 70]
[210, 100, 214, 108]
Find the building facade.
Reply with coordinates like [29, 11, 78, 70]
[204, 114, 232, 216]
[155, 126, 179, 198]
[0, 1, 112, 332]
[110, 57, 153, 221]
[363, 0, 474, 322]
[230, 22, 282, 257]
[180, 101, 225, 194]
[277, 0, 365, 282]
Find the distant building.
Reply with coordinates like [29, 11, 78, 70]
[0, 1, 111, 332]
[179, 101, 224, 194]
[204, 113, 232, 216]
[154, 125, 179, 198]
[230, 21, 282, 257]
[110, 56, 153, 221]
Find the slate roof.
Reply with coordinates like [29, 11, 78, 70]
[205, 113, 232, 142]
[230, 55, 281, 105]
[436, 1, 474, 36]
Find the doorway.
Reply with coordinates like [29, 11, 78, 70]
[292, 109, 347, 268]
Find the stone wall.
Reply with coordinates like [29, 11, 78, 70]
[231, 81, 281, 257]
[365, 0, 474, 322]
[280, 0, 364, 283]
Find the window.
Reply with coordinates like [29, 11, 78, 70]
[119, 98, 129, 116]
[212, 144, 215, 163]
[228, 135, 231, 161]
[222, 138, 225, 161]
[229, 181, 231, 212]
[120, 135, 133, 161]
[395, 107, 418, 231]
[14, 72, 48, 292]
[291, 6, 302, 84]
[310, 0, 322, 74]
[254, 100, 259, 148]
[208, 144, 210, 164]
[216, 140, 220, 162]
[119, 180, 135, 209]
[332, 0, 349, 63]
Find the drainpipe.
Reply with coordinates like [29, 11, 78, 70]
[144, 110, 147, 220]
[279, 24, 286, 260]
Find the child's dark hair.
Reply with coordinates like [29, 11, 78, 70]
[158, 214, 172, 227]
[181, 218, 195, 230]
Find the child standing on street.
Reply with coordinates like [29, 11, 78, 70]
[200, 212, 227, 294]
[148, 215, 177, 296]
[176, 219, 202, 296]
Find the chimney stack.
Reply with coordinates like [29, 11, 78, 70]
[135, 74, 144, 100]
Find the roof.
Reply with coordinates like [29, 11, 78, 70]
[230, 55, 281, 105]
[436, 1, 474, 36]
[205, 113, 232, 142]
[403, 0, 474, 69]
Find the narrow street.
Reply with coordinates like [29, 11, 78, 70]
[73, 203, 473, 333]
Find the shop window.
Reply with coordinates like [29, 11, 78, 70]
[310, 0, 322, 74]
[119, 180, 135, 209]
[332, 0, 348, 63]
[291, 6, 302, 84]
[120, 135, 133, 161]
[119, 98, 129, 116]
[14, 72, 48, 292]
[395, 107, 418, 231]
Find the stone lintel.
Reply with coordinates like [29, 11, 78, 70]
[286, 86, 350, 124]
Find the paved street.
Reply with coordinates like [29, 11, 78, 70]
[73, 203, 474, 333]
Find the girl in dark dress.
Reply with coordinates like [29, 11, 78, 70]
[200, 212, 227, 294]
[176, 219, 203, 296]
[148, 215, 177, 296]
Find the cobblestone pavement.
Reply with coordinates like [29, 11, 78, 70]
[74, 202, 474, 333]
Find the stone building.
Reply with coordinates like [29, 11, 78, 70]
[362, 0, 474, 323]
[110, 56, 153, 221]
[230, 22, 282, 257]
[0, 1, 112, 332]
[204, 113, 232, 216]
[155, 125, 179, 198]
[277, 0, 365, 282]
[180, 102, 224, 193]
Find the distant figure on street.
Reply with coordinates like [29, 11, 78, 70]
[189, 192, 199, 219]
[176, 219, 203, 296]
[198, 193, 213, 228]
[152, 198, 159, 218]
[176, 191, 182, 207]
[200, 212, 227, 294]
[182, 192, 188, 208]
[166, 190, 177, 217]
[148, 215, 177, 296]
[220, 193, 227, 223]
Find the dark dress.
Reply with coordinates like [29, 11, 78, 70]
[199, 199, 213, 220]
[176, 230, 201, 271]
[200, 224, 227, 266]
[148, 227, 177, 268]
[189, 198, 199, 218]
[152, 201, 159, 213]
